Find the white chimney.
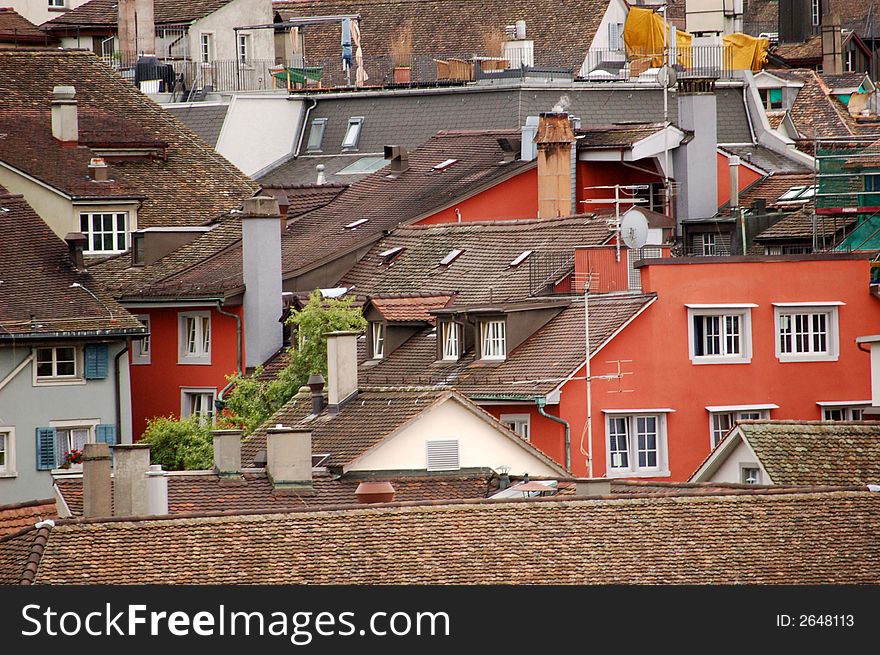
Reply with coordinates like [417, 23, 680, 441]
[51, 86, 78, 144]
[266, 425, 313, 488]
[112, 444, 150, 517]
[672, 78, 719, 225]
[521, 115, 539, 161]
[241, 196, 284, 368]
[82, 442, 112, 518]
[729, 155, 741, 210]
[212, 429, 242, 478]
[326, 331, 359, 411]
[145, 464, 168, 515]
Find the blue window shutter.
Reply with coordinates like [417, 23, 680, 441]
[84, 344, 109, 379]
[95, 424, 117, 445]
[36, 427, 57, 470]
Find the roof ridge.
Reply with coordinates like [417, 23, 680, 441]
[19, 524, 51, 585]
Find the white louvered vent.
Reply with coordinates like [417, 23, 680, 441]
[426, 439, 460, 471]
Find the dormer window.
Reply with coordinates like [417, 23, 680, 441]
[479, 319, 506, 360]
[441, 322, 460, 360]
[758, 87, 783, 110]
[371, 322, 385, 359]
[80, 212, 128, 254]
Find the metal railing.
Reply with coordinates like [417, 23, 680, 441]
[580, 46, 735, 81]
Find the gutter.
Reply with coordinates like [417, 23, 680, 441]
[537, 397, 571, 471]
[215, 301, 243, 406]
[294, 97, 318, 158]
[114, 344, 128, 443]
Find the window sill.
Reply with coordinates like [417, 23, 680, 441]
[33, 378, 86, 387]
[606, 469, 671, 479]
[131, 360, 151, 366]
[0, 472, 18, 479]
[177, 360, 212, 366]
[777, 354, 839, 363]
[691, 357, 751, 365]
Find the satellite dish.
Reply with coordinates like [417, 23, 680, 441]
[657, 64, 677, 89]
[621, 208, 650, 250]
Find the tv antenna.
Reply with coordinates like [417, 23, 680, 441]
[581, 184, 650, 261]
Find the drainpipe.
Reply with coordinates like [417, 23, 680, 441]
[536, 397, 571, 471]
[114, 344, 128, 443]
[216, 301, 243, 407]
[294, 97, 317, 158]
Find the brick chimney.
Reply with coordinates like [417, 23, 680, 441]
[241, 196, 284, 368]
[112, 444, 150, 516]
[88, 157, 110, 182]
[118, 0, 156, 58]
[672, 78, 718, 225]
[51, 86, 78, 145]
[82, 443, 112, 518]
[212, 429, 242, 479]
[822, 15, 843, 76]
[325, 331, 359, 411]
[534, 112, 575, 219]
[64, 232, 87, 272]
[266, 426, 313, 489]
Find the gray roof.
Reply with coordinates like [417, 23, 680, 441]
[163, 103, 229, 148]
[720, 144, 812, 174]
[259, 153, 375, 186]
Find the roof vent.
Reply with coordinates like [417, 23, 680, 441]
[345, 218, 369, 229]
[439, 249, 463, 266]
[497, 137, 522, 163]
[355, 481, 396, 504]
[384, 145, 409, 177]
[379, 246, 404, 264]
[432, 158, 458, 172]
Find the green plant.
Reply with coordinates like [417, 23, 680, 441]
[140, 415, 213, 471]
[221, 289, 367, 433]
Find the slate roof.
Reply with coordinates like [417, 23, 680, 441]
[719, 144, 812, 174]
[6, 489, 880, 584]
[340, 215, 613, 306]
[737, 420, 880, 485]
[44, 0, 236, 29]
[0, 50, 257, 228]
[274, 0, 608, 72]
[361, 294, 655, 397]
[0, 500, 56, 538]
[55, 470, 495, 516]
[0, 188, 145, 338]
[259, 153, 379, 186]
[368, 294, 453, 323]
[0, 8, 49, 44]
[242, 387, 566, 473]
[163, 103, 230, 148]
[576, 123, 666, 149]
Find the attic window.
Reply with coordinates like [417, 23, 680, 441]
[379, 246, 404, 264]
[509, 250, 532, 267]
[777, 185, 815, 202]
[439, 249, 463, 266]
[344, 218, 369, 229]
[432, 159, 458, 171]
[307, 118, 327, 152]
[342, 117, 364, 150]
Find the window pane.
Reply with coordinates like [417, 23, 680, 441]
[186, 317, 197, 354]
[80, 214, 88, 232]
[201, 316, 211, 353]
[636, 416, 658, 469]
[56, 347, 76, 376]
[0, 434, 5, 467]
[609, 417, 629, 469]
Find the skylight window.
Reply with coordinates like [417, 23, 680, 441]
[432, 159, 459, 171]
[379, 247, 404, 264]
[344, 218, 369, 229]
[777, 185, 816, 202]
[306, 118, 327, 152]
[509, 250, 532, 267]
[342, 117, 364, 150]
[439, 249, 463, 266]
[338, 156, 387, 175]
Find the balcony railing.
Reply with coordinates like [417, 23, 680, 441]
[580, 46, 735, 81]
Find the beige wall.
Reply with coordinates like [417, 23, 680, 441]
[6, 0, 90, 26]
[190, 0, 274, 63]
[347, 397, 562, 477]
[705, 438, 770, 484]
[216, 95, 303, 176]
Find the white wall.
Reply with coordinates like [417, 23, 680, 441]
[216, 95, 303, 176]
[704, 438, 770, 484]
[6, 0, 90, 26]
[347, 397, 562, 477]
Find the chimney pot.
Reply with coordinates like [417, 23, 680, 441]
[384, 145, 409, 176]
[111, 444, 151, 517]
[728, 155, 741, 211]
[82, 443, 112, 518]
[316, 163, 326, 185]
[266, 426, 313, 488]
[64, 232, 87, 272]
[212, 429, 242, 478]
[574, 478, 612, 497]
[88, 157, 110, 182]
[355, 481, 396, 503]
[145, 464, 169, 515]
[325, 331, 359, 410]
[51, 85, 78, 145]
[307, 373, 326, 414]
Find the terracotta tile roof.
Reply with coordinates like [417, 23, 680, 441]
[783, 69, 880, 141]
[0, 8, 49, 44]
[0, 524, 50, 585]
[55, 470, 494, 516]
[340, 215, 613, 306]
[0, 188, 145, 338]
[0, 50, 257, 228]
[772, 35, 821, 62]
[576, 123, 666, 150]
[261, 183, 348, 218]
[274, 0, 609, 72]
[737, 420, 880, 485]
[822, 72, 869, 90]
[754, 203, 856, 241]
[0, 500, 56, 538]
[44, 0, 236, 28]
[369, 294, 453, 323]
[361, 294, 655, 397]
[719, 144, 811, 174]
[738, 172, 816, 209]
[765, 110, 786, 130]
[8, 489, 880, 584]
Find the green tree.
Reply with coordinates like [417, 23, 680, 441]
[140, 415, 213, 471]
[221, 289, 366, 433]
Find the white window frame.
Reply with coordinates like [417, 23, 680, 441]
[371, 322, 385, 359]
[811, 0, 821, 26]
[79, 211, 128, 254]
[603, 410, 671, 478]
[49, 419, 99, 471]
[501, 414, 531, 441]
[178, 311, 211, 364]
[773, 303, 841, 362]
[818, 401, 869, 421]
[237, 32, 251, 65]
[32, 345, 84, 386]
[707, 405, 774, 449]
[480, 319, 506, 361]
[0, 428, 15, 478]
[341, 116, 364, 150]
[306, 118, 327, 152]
[48, 0, 66, 7]
[441, 322, 460, 361]
[740, 464, 762, 485]
[686, 305, 755, 365]
[180, 388, 217, 425]
[608, 22, 624, 51]
[700, 232, 717, 256]
[200, 32, 214, 64]
[131, 314, 151, 365]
